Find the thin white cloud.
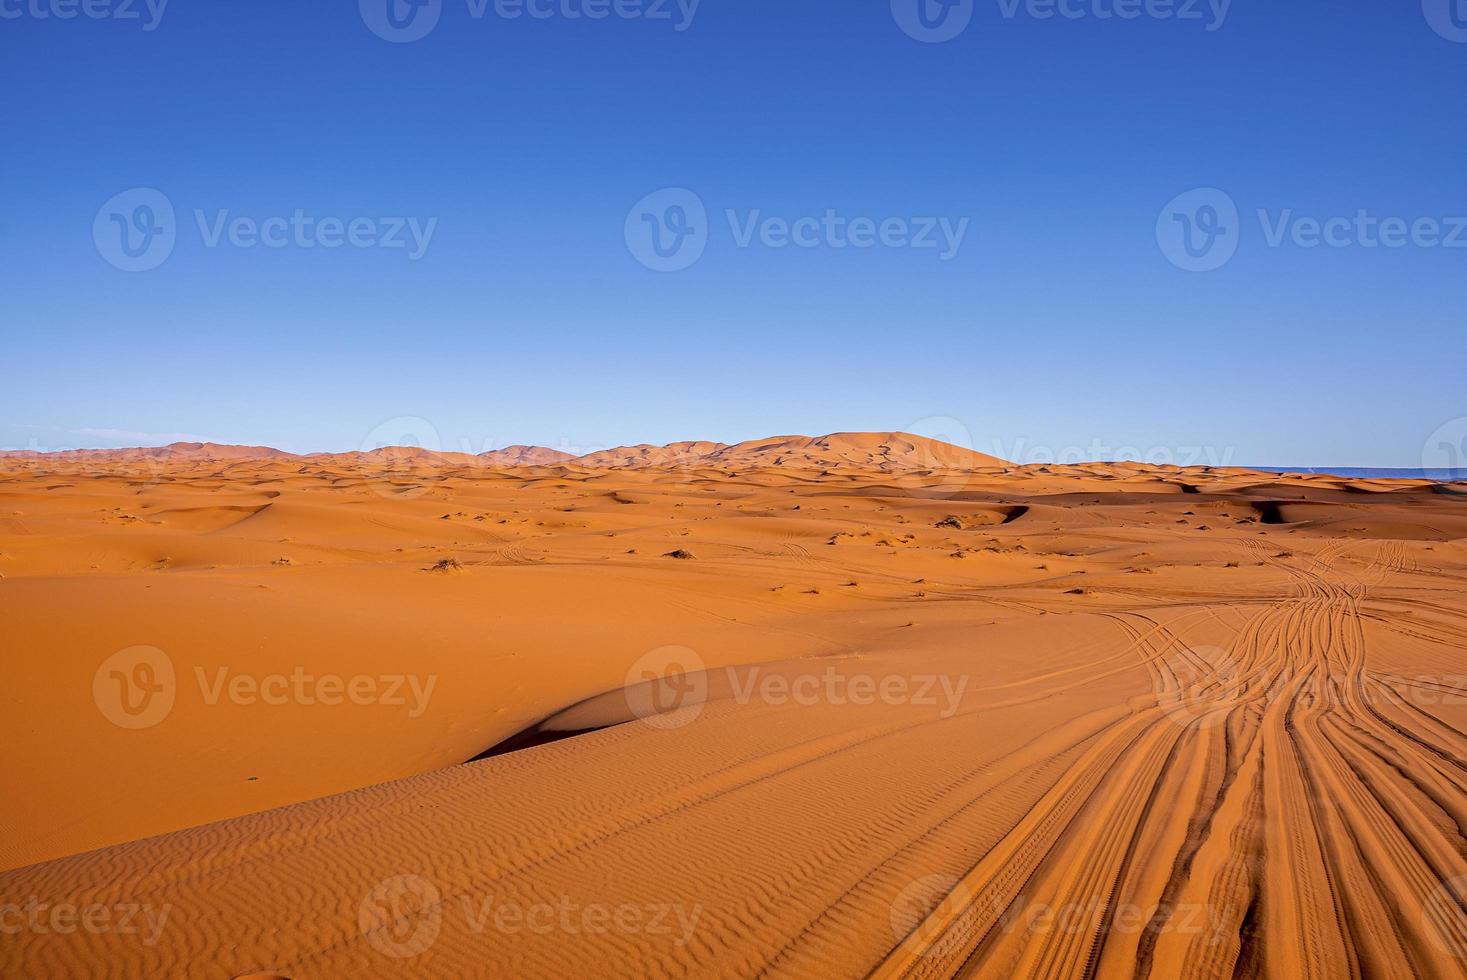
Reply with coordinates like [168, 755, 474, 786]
[0, 424, 212, 452]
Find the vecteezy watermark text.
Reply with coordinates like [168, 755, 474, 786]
[462, 895, 701, 945]
[891, 0, 1231, 43]
[359, 0, 700, 43]
[623, 646, 971, 729]
[359, 874, 701, 959]
[0, 0, 167, 30]
[1, 899, 171, 946]
[1158, 188, 1467, 272]
[727, 210, 969, 259]
[195, 667, 437, 718]
[888, 875, 1231, 957]
[195, 210, 436, 259]
[1256, 209, 1467, 250]
[991, 436, 1236, 468]
[625, 188, 970, 272]
[93, 646, 438, 729]
[994, 0, 1231, 28]
[94, 188, 437, 272]
[726, 666, 969, 716]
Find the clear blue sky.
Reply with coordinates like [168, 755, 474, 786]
[2, 1, 1464, 465]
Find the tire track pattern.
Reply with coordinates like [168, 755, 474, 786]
[875, 541, 1467, 980]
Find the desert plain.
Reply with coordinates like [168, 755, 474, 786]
[2, 432, 1467, 978]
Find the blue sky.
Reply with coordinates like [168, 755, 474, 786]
[2, 0, 1464, 465]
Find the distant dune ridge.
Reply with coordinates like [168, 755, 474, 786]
[574, 440, 731, 469]
[477, 445, 578, 467]
[0, 431, 1006, 471]
[0, 441, 292, 462]
[700, 432, 1006, 471]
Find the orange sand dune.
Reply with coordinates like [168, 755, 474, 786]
[2, 438, 1466, 978]
[477, 445, 578, 467]
[0, 441, 291, 463]
[701, 431, 1006, 472]
[575, 440, 731, 468]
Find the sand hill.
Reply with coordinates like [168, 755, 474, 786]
[702, 431, 1006, 471]
[573, 440, 731, 468]
[479, 445, 578, 466]
[0, 441, 291, 462]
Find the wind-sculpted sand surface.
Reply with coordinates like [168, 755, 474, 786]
[3, 436, 1467, 978]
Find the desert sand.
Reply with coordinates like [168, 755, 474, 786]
[2, 432, 1467, 978]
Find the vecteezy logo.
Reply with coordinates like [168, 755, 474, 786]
[1423, 418, 1467, 479]
[624, 188, 708, 272]
[93, 189, 176, 272]
[1156, 188, 1240, 272]
[358, 415, 445, 499]
[1423, 0, 1467, 42]
[891, 0, 973, 43]
[93, 646, 176, 729]
[359, 875, 443, 959]
[889, 874, 977, 957]
[895, 415, 979, 498]
[1160, 644, 1238, 730]
[360, 0, 442, 42]
[623, 645, 708, 729]
[359, 415, 444, 458]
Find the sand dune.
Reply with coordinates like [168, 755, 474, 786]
[477, 445, 578, 467]
[569, 432, 1005, 473]
[575, 440, 731, 468]
[2, 438, 1465, 978]
[0, 441, 291, 463]
[703, 432, 1006, 472]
